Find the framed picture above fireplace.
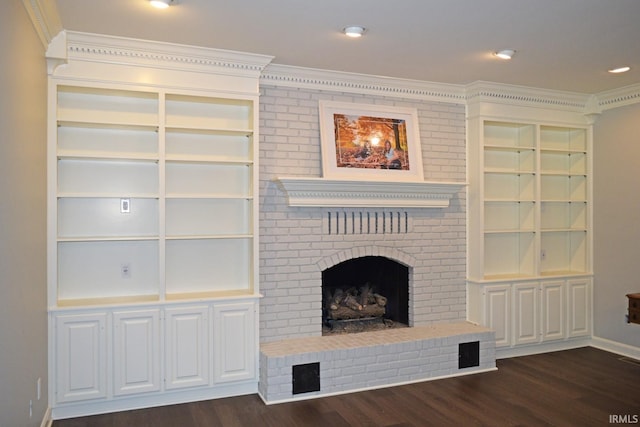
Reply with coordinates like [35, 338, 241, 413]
[319, 101, 424, 182]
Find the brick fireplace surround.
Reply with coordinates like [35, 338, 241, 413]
[257, 85, 496, 403]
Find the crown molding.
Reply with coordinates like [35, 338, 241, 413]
[41, 30, 639, 113]
[21, 0, 63, 48]
[261, 64, 467, 104]
[46, 31, 274, 79]
[465, 81, 591, 112]
[261, 64, 607, 115]
[595, 83, 640, 111]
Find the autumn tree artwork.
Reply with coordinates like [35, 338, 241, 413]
[332, 113, 410, 170]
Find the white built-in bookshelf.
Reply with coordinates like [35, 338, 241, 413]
[54, 87, 256, 305]
[47, 31, 271, 419]
[467, 109, 592, 353]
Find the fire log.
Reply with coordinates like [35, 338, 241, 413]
[373, 293, 387, 307]
[327, 304, 385, 320]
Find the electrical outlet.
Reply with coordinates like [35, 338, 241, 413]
[121, 263, 131, 279]
[120, 198, 131, 213]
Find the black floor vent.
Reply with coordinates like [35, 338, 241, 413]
[292, 362, 320, 394]
[459, 341, 480, 369]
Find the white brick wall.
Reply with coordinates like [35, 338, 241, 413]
[259, 86, 466, 343]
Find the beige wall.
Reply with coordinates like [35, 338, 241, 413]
[0, 1, 49, 426]
[593, 102, 640, 348]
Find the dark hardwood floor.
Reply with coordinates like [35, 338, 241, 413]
[54, 347, 640, 427]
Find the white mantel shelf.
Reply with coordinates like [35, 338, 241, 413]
[274, 177, 466, 208]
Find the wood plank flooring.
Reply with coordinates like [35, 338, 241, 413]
[53, 347, 640, 427]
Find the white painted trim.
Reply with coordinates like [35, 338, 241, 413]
[495, 338, 591, 359]
[274, 177, 466, 208]
[466, 81, 590, 112]
[21, 0, 62, 48]
[262, 65, 640, 116]
[47, 31, 274, 80]
[262, 63, 467, 104]
[595, 83, 640, 111]
[590, 336, 640, 360]
[258, 367, 498, 405]
[51, 382, 257, 420]
[40, 406, 52, 427]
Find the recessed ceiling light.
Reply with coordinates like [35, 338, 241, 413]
[343, 26, 366, 38]
[608, 66, 631, 74]
[494, 49, 516, 60]
[150, 0, 177, 9]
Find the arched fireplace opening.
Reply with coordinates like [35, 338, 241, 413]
[321, 256, 409, 335]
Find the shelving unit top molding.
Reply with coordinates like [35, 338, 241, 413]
[46, 31, 274, 94]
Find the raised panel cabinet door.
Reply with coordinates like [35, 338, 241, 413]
[513, 282, 539, 345]
[213, 302, 256, 383]
[541, 281, 565, 341]
[55, 312, 107, 403]
[113, 309, 161, 396]
[164, 306, 210, 390]
[567, 278, 591, 337]
[484, 285, 511, 347]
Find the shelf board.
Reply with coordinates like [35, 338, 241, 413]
[540, 270, 591, 277]
[165, 126, 253, 136]
[484, 229, 535, 234]
[484, 168, 536, 175]
[485, 198, 536, 203]
[470, 271, 593, 283]
[57, 193, 159, 199]
[57, 119, 158, 131]
[540, 171, 586, 177]
[58, 151, 159, 162]
[165, 234, 252, 240]
[484, 144, 535, 152]
[274, 177, 466, 208]
[57, 236, 159, 242]
[482, 273, 536, 281]
[165, 155, 252, 165]
[165, 194, 252, 200]
[540, 147, 586, 154]
[165, 289, 256, 301]
[540, 228, 587, 233]
[55, 294, 160, 308]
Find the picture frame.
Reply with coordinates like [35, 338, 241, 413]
[319, 100, 424, 182]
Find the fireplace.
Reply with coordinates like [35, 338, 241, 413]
[322, 256, 409, 334]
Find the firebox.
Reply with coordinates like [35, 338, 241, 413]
[321, 256, 409, 334]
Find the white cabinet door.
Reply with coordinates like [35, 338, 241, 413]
[484, 285, 511, 347]
[113, 309, 160, 396]
[567, 278, 591, 337]
[55, 313, 107, 403]
[513, 282, 539, 345]
[541, 281, 565, 341]
[213, 302, 256, 383]
[165, 306, 210, 390]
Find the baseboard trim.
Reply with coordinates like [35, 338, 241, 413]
[590, 336, 640, 360]
[51, 382, 257, 420]
[41, 406, 52, 427]
[495, 338, 591, 359]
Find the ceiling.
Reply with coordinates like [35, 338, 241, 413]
[53, 0, 640, 94]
